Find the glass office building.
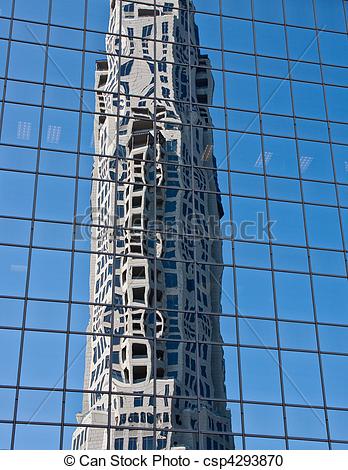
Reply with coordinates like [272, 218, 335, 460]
[0, 0, 348, 451]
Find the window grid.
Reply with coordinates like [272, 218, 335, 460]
[0, 0, 347, 451]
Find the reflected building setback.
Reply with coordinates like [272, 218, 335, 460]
[73, 0, 233, 450]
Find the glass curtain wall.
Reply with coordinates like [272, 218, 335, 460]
[0, 0, 348, 450]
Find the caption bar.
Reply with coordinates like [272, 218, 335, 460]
[2, 451, 347, 470]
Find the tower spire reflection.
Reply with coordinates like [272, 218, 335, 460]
[73, 0, 233, 450]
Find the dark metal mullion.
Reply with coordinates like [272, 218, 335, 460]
[7, 33, 348, 86]
[5, 306, 348, 332]
[6, 205, 348, 251]
[5, 380, 348, 414]
[6, 162, 348, 209]
[107, 0, 124, 451]
[2, 125, 348, 165]
[152, 0, 158, 451]
[8, 33, 348, 84]
[6, 237, 348, 282]
[4, 74, 348, 128]
[0, 0, 16, 140]
[311, 3, 348, 280]
[6, 157, 348, 198]
[281, 0, 332, 449]
[4, 416, 348, 445]
[3, 94, 348, 147]
[3, 46, 348, 99]
[4, 3, 348, 38]
[186, 0, 201, 449]
[4, 377, 348, 408]
[94, 0, 348, 37]
[5, 161, 348, 211]
[58, 0, 89, 450]
[18, 321, 348, 360]
[9, 0, 53, 450]
[343, 0, 348, 29]
[219, 0, 246, 451]
[250, 0, 290, 450]
[310, 0, 348, 448]
[5, 319, 348, 357]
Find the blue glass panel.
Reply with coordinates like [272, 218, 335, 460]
[223, 18, 254, 54]
[315, 0, 346, 32]
[244, 404, 284, 436]
[322, 354, 348, 407]
[282, 351, 323, 405]
[237, 268, 274, 318]
[241, 348, 282, 402]
[255, 23, 287, 59]
[286, 407, 327, 440]
[275, 272, 314, 321]
[314, 276, 348, 324]
[284, 0, 315, 27]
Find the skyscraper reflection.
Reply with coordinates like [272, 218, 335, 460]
[73, 0, 233, 450]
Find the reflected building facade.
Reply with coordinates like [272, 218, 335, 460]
[73, 0, 233, 451]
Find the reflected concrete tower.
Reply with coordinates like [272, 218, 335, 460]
[73, 0, 233, 450]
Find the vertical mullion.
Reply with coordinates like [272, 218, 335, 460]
[310, 3, 348, 280]
[0, 0, 15, 141]
[282, 0, 332, 449]
[187, 0, 201, 449]
[10, 0, 53, 450]
[250, 0, 290, 450]
[152, 0, 158, 451]
[342, 0, 348, 32]
[310, 0, 348, 448]
[59, 0, 89, 450]
[219, 0, 245, 451]
[107, 0, 124, 451]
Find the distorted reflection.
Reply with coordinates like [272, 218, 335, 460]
[72, 0, 233, 451]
